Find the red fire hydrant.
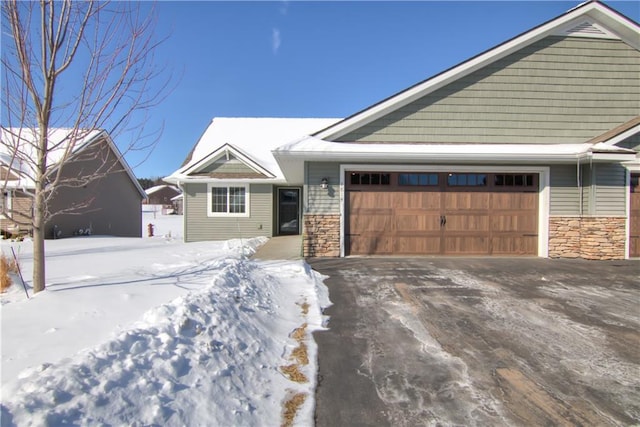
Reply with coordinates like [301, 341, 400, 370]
[147, 223, 154, 237]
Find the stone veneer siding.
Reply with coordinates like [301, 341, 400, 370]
[548, 217, 626, 260]
[303, 214, 340, 257]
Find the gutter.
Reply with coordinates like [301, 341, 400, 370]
[164, 175, 289, 185]
[276, 150, 635, 164]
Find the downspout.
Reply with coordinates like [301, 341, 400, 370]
[577, 157, 582, 217]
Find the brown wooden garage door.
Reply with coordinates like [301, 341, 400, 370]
[630, 174, 640, 258]
[346, 171, 538, 256]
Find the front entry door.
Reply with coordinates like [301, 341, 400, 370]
[278, 188, 300, 235]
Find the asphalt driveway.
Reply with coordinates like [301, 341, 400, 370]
[309, 257, 640, 426]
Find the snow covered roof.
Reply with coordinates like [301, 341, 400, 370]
[166, 117, 340, 183]
[273, 136, 637, 182]
[0, 127, 145, 197]
[145, 184, 181, 196]
[1, 128, 103, 185]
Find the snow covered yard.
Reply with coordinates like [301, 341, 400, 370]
[1, 213, 330, 426]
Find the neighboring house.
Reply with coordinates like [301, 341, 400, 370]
[171, 194, 184, 215]
[1, 128, 146, 238]
[144, 184, 181, 206]
[170, 1, 640, 260]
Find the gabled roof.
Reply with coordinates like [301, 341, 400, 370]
[182, 142, 276, 179]
[145, 184, 181, 196]
[0, 127, 146, 198]
[312, 1, 640, 141]
[166, 117, 340, 183]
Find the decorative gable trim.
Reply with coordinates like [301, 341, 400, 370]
[182, 143, 275, 179]
[554, 19, 620, 39]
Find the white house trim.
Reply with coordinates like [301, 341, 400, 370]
[181, 143, 276, 179]
[206, 183, 251, 218]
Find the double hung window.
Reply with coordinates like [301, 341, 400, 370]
[207, 184, 249, 217]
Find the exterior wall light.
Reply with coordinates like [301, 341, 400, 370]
[320, 177, 329, 190]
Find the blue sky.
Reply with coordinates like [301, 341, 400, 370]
[128, 1, 639, 178]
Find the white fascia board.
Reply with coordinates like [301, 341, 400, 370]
[585, 5, 640, 50]
[281, 149, 593, 164]
[181, 143, 276, 178]
[622, 159, 640, 172]
[165, 175, 287, 185]
[602, 124, 640, 146]
[588, 152, 639, 162]
[315, 2, 639, 141]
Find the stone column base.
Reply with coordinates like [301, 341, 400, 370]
[549, 217, 626, 260]
[303, 214, 340, 257]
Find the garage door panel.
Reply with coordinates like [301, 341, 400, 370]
[350, 234, 395, 255]
[396, 213, 441, 232]
[443, 193, 489, 211]
[396, 236, 441, 254]
[394, 193, 441, 211]
[492, 193, 537, 209]
[444, 236, 490, 254]
[492, 236, 538, 255]
[445, 214, 489, 232]
[491, 214, 537, 233]
[350, 215, 393, 233]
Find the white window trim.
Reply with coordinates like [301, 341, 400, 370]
[339, 164, 550, 258]
[207, 183, 250, 218]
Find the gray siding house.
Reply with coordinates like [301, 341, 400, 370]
[172, 1, 640, 260]
[1, 128, 145, 238]
[165, 118, 339, 243]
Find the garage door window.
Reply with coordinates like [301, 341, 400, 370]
[350, 172, 391, 186]
[399, 173, 439, 186]
[447, 173, 487, 186]
[494, 174, 535, 187]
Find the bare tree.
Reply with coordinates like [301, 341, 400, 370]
[1, 0, 170, 293]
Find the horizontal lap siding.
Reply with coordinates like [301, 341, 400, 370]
[201, 155, 257, 174]
[184, 183, 272, 242]
[339, 37, 640, 144]
[47, 141, 143, 238]
[305, 162, 341, 214]
[550, 165, 581, 216]
[549, 164, 626, 217]
[594, 164, 627, 216]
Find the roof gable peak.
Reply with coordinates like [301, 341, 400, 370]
[314, 1, 640, 142]
[555, 18, 621, 39]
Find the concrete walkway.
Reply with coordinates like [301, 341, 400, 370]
[251, 235, 303, 260]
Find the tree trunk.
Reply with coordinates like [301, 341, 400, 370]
[32, 216, 46, 293]
[32, 130, 47, 294]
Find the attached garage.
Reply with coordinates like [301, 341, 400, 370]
[346, 171, 539, 256]
[272, 2, 638, 260]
